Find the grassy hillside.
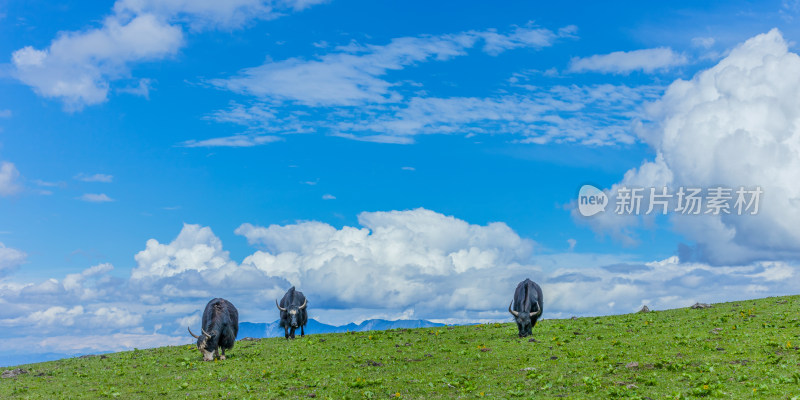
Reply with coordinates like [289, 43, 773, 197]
[2, 295, 799, 399]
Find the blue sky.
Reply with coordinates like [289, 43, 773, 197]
[2, 0, 800, 364]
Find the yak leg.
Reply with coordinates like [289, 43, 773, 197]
[301, 325, 305, 337]
[220, 348, 226, 360]
[284, 326, 290, 339]
[290, 327, 296, 339]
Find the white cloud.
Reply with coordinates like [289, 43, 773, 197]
[7, 306, 86, 328]
[478, 24, 570, 55]
[193, 25, 660, 147]
[0, 109, 11, 118]
[334, 84, 663, 145]
[12, 14, 183, 110]
[321, 193, 335, 200]
[62, 263, 115, 300]
[180, 134, 282, 147]
[204, 83, 662, 146]
[131, 224, 236, 280]
[75, 173, 114, 183]
[78, 193, 114, 202]
[691, 37, 715, 49]
[237, 208, 537, 310]
[90, 307, 144, 328]
[0, 161, 22, 196]
[113, 0, 325, 30]
[0, 243, 27, 276]
[569, 47, 688, 74]
[581, 29, 800, 265]
[332, 133, 415, 144]
[214, 24, 573, 107]
[116, 78, 153, 98]
[12, 0, 325, 109]
[3, 333, 186, 356]
[33, 179, 66, 188]
[567, 238, 577, 251]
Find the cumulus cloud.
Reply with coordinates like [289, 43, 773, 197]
[213, 24, 573, 107]
[129, 223, 289, 306]
[132, 224, 236, 280]
[62, 263, 115, 300]
[0, 161, 22, 196]
[580, 29, 800, 265]
[13, 306, 86, 328]
[0, 304, 141, 333]
[236, 208, 538, 311]
[234, 212, 798, 320]
[12, 0, 325, 109]
[12, 14, 183, 110]
[569, 47, 688, 74]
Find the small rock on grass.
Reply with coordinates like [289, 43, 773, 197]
[638, 305, 651, 313]
[2, 368, 28, 378]
[691, 303, 712, 309]
[625, 362, 639, 369]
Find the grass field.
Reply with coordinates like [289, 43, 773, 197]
[1, 295, 799, 399]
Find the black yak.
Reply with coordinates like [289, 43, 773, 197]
[188, 298, 238, 361]
[509, 279, 543, 337]
[276, 286, 307, 339]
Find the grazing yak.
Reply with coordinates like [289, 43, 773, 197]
[509, 278, 543, 337]
[188, 298, 239, 361]
[276, 286, 308, 339]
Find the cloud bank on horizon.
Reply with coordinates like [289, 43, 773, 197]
[1, 207, 798, 358]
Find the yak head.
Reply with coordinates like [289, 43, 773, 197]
[188, 327, 217, 361]
[276, 298, 307, 328]
[509, 301, 542, 337]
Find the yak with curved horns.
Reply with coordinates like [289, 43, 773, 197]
[188, 298, 239, 361]
[276, 286, 308, 339]
[509, 278, 543, 337]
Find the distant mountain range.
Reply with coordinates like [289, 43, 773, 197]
[238, 318, 445, 338]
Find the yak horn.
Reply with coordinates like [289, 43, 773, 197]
[508, 301, 519, 317]
[188, 326, 199, 339]
[299, 298, 307, 310]
[201, 328, 213, 337]
[530, 302, 542, 318]
[276, 299, 286, 312]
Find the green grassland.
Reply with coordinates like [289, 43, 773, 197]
[2, 295, 800, 399]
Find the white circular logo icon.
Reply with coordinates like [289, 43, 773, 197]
[578, 185, 608, 216]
